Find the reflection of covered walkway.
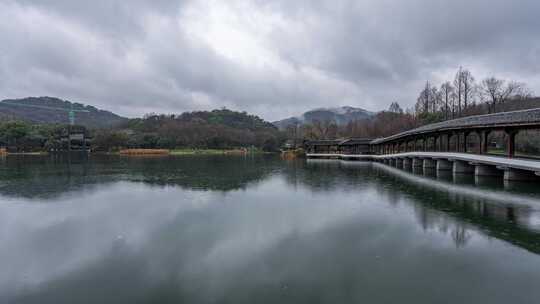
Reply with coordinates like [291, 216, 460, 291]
[306, 158, 540, 254]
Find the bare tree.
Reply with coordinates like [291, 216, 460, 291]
[416, 81, 439, 114]
[450, 90, 458, 119]
[389, 102, 404, 114]
[440, 82, 454, 120]
[461, 69, 475, 111]
[311, 119, 338, 139]
[421, 82, 431, 113]
[454, 67, 463, 117]
[480, 77, 528, 113]
[431, 86, 442, 113]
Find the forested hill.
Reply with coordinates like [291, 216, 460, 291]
[0, 97, 127, 128]
[112, 109, 282, 150]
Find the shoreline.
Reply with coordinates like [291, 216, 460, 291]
[0, 149, 278, 157]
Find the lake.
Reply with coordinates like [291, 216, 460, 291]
[1, 155, 540, 303]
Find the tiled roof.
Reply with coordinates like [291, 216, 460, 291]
[305, 139, 343, 146]
[371, 108, 540, 144]
[305, 138, 373, 146]
[339, 138, 373, 145]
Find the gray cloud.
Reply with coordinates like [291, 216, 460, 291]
[1, 0, 539, 120]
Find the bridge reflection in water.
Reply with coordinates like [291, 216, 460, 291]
[306, 159, 540, 254]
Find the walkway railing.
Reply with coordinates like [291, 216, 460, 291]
[306, 151, 540, 182]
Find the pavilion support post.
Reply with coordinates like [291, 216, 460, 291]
[476, 131, 482, 154]
[505, 129, 517, 158]
[461, 132, 468, 153]
[479, 130, 490, 154]
[446, 133, 451, 152]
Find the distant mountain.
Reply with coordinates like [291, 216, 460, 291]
[0, 97, 128, 128]
[273, 106, 375, 130]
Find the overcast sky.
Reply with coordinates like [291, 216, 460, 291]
[1, 0, 539, 121]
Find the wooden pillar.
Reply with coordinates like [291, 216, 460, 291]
[446, 133, 451, 152]
[506, 129, 517, 158]
[480, 130, 490, 154]
[463, 131, 469, 153]
[476, 131, 482, 154]
[463, 132, 467, 152]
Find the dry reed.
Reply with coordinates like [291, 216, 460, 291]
[119, 149, 170, 155]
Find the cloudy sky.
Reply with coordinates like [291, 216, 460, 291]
[1, 0, 539, 121]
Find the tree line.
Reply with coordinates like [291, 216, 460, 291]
[0, 109, 285, 152]
[286, 103, 417, 141]
[290, 67, 535, 142]
[415, 67, 531, 124]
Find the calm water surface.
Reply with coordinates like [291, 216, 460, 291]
[1, 155, 540, 303]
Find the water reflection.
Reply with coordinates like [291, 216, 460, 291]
[0, 155, 281, 199]
[1, 156, 540, 303]
[305, 160, 540, 253]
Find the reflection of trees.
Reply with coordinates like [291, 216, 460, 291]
[452, 224, 472, 248]
[293, 160, 540, 254]
[0, 155, 280, 200]
[376, 165, 540, 254]
[292, 160, 378, 193]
